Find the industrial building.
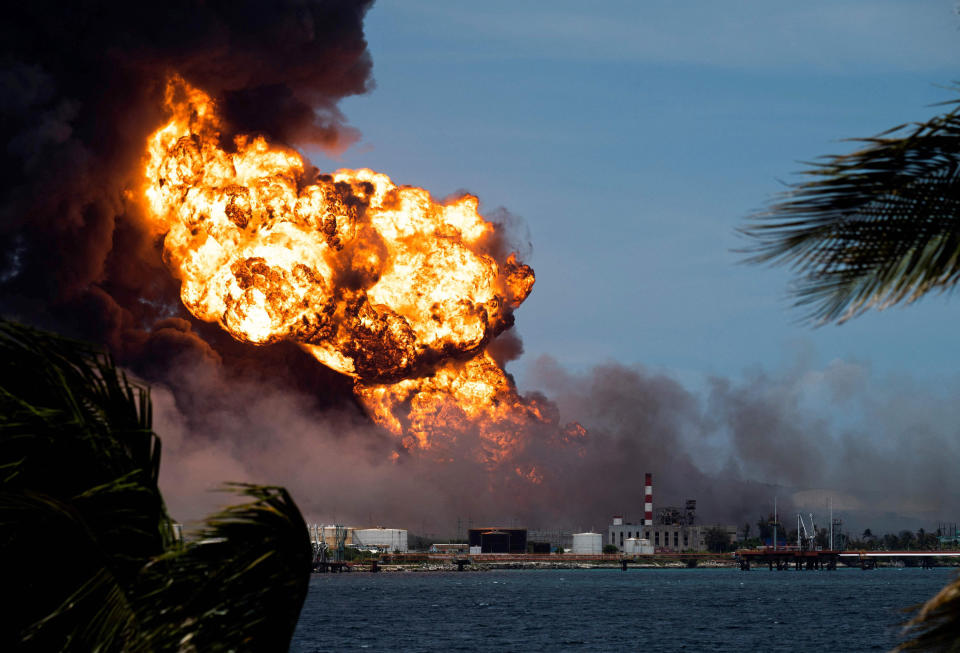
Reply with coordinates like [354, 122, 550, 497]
[527, 529, 573, 553]
[528, 529, 573, 553]
[307, 525, 409, 553]
[609, 519, 705, 552]
[571, 532, 603, 554]
[352, 527, 408, 552]
[623, 537, 654, 555]
[468, 528, 527, 553]
[607, 473, 737, 552]
[430, 543, 468, 554]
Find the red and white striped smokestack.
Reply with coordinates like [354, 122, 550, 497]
[644, 473, 653, 526]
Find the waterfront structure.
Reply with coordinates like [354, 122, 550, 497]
[353, 528, 408, 552]
[309, 524, 352, 550]
[528, 528, 573, 552]
[308, 525, 409, 553]
[468, 528, 527, 554]
[608, 479, 737, 552]
[938, 522, 960, 549]
[623, 537, 654, 554]
[572, 532, 603, 554]
[607, 520, 701, 551]
[607, 518, 736, 552]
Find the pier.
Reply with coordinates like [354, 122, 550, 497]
[735, 547, 960, 570]
[735, 548, 838, 571]
[309, 547, 960, 573]
[313, 559, 381, 573]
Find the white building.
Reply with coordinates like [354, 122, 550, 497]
[352, 527, 408, 552]
[571, 532, 603, 554]
[610, 521, 703, 551]
[623, 537, 654, 555]
[607, 517, 737, 552]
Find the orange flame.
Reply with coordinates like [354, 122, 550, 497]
[144, 77, 556, 463]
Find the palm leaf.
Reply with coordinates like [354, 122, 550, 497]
[740, 94, 960, 650]
[740, 98, 960, 324]
[0, 320, 170, 650]
[0, 319, 312, 651]
[899, 575, 960, 651]
[19, 484, 312, 652]
[132, 484, 312, 652]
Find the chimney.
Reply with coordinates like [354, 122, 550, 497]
[644, 473, 653, 526]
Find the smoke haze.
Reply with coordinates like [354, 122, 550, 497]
[150, 337, 960, 535]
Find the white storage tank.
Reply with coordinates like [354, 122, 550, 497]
[571, 532, 603, 554]
[351, 528, 408, 552]
[623, 537, 654, 555]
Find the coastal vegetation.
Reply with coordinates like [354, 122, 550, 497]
[705, 526, 735, 553]
[739, 520, 948, 552]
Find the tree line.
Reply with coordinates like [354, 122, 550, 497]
[737, 516, 951, 551]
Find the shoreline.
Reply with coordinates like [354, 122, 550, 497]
[377, 560, 733, 572]
[316, 558, 960, 573]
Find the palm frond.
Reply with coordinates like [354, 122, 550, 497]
[898, 575, 960, 651]
[8, 492, 141, 652]
[132, 484, 312, 652]
[0, 319, 171, 650]
[740, 97, 960, 324]
[0, 319, 312, 651]
[0, 320, 159, 480]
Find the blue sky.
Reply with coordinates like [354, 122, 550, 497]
[310, 0, 960, 393]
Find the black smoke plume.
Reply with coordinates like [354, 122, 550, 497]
[0, 0, 374, 409]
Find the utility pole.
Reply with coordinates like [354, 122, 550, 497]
[773, 496, 777, 551]
[829, 496, 833, 551]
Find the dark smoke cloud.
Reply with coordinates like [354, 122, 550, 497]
[0, 0, 373, 408]
[152, 342, 777, 535]
[151, 347, 957, 536]
[704, 359, 960, 532]
[520, 357, 775, 530]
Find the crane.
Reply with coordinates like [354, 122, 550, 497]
[797, 513, 818, 550]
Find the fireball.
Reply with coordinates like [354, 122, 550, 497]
[144, 77, 553, 463]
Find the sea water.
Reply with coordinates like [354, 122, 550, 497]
[291, 567, 954, 652]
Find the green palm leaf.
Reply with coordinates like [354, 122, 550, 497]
[740, 98, 960, 324]
[0, 320, 170, 650]
[0, 319, 311, 651]
[133, 485, 312, 652]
